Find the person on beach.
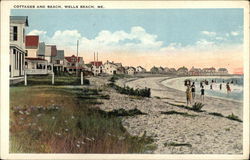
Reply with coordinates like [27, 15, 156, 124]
[200, 81, 203, 88]
[201, 86, 205, 102]
[219, 83, 222, 90]
[186, 85, 192, 106]
[226, 82, 231, 93]
[210, 84, 213, 90]
[191, 82, 196, 99]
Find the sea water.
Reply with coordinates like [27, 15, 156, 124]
[162, 76, 243, 102]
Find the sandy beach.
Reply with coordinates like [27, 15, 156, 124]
[89, 76, 243, 154]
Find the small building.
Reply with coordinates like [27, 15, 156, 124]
[52, 50, 64, 73]
[9, 16, 29, 78]
[102, 60, 119, 75]
[136, 66, 146, 73]
[90, 61, 103, 76]
[177, 66, 188, 75]
[45, 45, 57, 63]
[64, 55, 84, 74]
[150, 66, 159, 74]
[164, 67, 170, 73]
[218, 68, 228, 75]
[189, 66, 202, 76]
[24, 35, 51, 75]
[117, 66, 126, 74]
[126, 67, 136, 75]
[169, 68, 177, 74]
[158, 66, 165, 74]
[202, 67, 216, 76]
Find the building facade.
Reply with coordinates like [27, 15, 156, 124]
[64, 55, 84, 73]
[9, 16, 29, 77]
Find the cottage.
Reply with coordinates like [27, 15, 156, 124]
[102, 60, 119, 75]
[117, 66, 126, 74]
[64, 55, 84, 73]
[24, 35, 51, 75]
[169, 68, 177, 74]
[52, 50, 65, 73]
[189, 66, 202, 76]
[9, 16, 29, 78]
[150, 66, 159, 74]
[90, 61, 103, 76]
[177, 66, 188, 75]
[45, 45, 57, 63]
[126, 67, 136, 75]
[218, 68, 228, 75]
[136, 66, 146, 73]
[158, 66, 165, 73]
[202, 67, 216, 76]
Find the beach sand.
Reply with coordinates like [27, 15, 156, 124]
[89, 76, 243, 154]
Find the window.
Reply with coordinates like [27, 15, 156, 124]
[13, 26, 18, 41]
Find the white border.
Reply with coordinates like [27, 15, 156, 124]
[1, 1, 249, 159]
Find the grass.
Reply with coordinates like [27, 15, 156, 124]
[165, 102, 242, 123]
[226, 113, 243, 122]
[191, 102, 205, 112]
[161, 110, 198, 118]
[10, 77, 156, 153]
[164, 142, 192, 147]
[208, 112, 224, 117]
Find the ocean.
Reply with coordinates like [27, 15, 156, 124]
[162, 76, 244, 102]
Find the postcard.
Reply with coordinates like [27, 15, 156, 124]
[0, 0, 249, 160]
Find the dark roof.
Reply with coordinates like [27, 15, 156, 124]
[10, 16, 29, 26]
[25, 35, 39, 49]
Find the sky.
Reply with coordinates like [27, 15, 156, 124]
[11, 9, 244, 74]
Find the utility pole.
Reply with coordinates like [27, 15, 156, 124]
[76, 40, 79, 76]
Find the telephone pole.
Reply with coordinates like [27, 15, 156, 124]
[76, 40, 79, 76]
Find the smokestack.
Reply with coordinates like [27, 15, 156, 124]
[97, 52, 98, 62]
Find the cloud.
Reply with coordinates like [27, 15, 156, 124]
[231, 31, 239, 36]
[28, 29, 47, 35]
[31, 26, 164, 53]
[28, 27, 242, 56]
[201, 31, 216, 36]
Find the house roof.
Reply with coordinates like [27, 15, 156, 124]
[37, 42, 45, 56]
[10, 16, 29, 26]
[90, 61, 102, 67]
[25, 35, 39, 49]
[65, 55, 82, 63]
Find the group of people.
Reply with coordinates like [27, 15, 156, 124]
[185, 79, 232, 106]
[185, 82, 201, 106]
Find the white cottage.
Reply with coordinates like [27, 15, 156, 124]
[126, 67, 136, 75]
[102, 61, 118, 75]
[9, 16, 28, 78]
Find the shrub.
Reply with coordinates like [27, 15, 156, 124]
[109, 83, 151, 97]
[226, 113, 242, 122]
[191, 102, 204, 111]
